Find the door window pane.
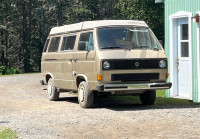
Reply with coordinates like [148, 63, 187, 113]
[61, 36, 76, 51]
[181, 42, 189, 57]
[48, 37, 60, 52]
[78, 32, 94, 51]
[180, 24, 188, 40]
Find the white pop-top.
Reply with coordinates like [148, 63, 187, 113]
[49, 20, 148, 35]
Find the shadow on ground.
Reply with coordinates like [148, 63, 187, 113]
[58, 95, 200, 111]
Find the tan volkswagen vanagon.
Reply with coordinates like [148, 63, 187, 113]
[41, 20, 172, 108]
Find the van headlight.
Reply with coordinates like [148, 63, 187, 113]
[159, 60, 166, 68]
[103, 61, 110, 70]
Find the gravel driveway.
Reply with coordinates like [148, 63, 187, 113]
[0, 73, 200, 139]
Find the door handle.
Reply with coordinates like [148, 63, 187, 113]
[74, 59, 78, 63]
[176, 57, 179, 66]
[177, 57, 179, 72]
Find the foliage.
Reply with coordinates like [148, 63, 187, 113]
[0, 66, 21, 75]
[0, 128, 18, 139]
[0, 0, 164, 73]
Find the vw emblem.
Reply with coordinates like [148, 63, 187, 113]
[135, 62, 139, 67]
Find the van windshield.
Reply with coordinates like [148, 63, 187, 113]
[97, 27, 161, 50]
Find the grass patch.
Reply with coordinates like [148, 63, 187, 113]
[0, 74, 16, 77]
[155, 90, 194, 105]
[0, 128, 18, 139]
[112, 90, 197, 106]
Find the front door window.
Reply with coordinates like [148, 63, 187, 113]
[78, 32, 94, 51]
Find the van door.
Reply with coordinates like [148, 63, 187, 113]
[44, 36, 61, 81]
[73, 31, 96, 88]
[55, 34, 77, 90]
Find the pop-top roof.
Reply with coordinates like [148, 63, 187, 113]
[49, 20, 148, 35]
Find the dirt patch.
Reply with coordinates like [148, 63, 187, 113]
[0, 74, 200, 139]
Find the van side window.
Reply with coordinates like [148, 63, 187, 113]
[78, 32, 94, 51]
[61, 35, 76, 51]
[48, 37, 60, 52]
[43, 39, 50, 53]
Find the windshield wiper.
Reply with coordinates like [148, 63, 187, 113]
[138, 46, 160, 51]
[124, 46, 131, 51]
[153, 47, 159, 51]
[139, 46, 149, 49]
[101, 46, 122, 49]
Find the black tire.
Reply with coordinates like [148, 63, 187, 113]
[140, 90, 156, 105]
[47, 78, 60, 101]
[78, 81, 94, 108]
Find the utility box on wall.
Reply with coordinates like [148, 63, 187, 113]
[156, 0, 200, 102]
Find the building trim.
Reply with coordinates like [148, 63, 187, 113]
[169, 11, 193, 100]
[197, 11, 200, 102]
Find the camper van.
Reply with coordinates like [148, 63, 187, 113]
[40, 20, 172, 108]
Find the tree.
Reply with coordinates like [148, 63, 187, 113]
[0, 0, 164, 73]
[115, 0, 164, 40]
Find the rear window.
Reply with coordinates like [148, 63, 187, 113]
[61, 35, 76, 51]
[43, 39, 50, 53]
[48, 37, 60, 52]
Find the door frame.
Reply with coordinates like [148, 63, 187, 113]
[169, 11, 193, 100]
[197, 11, 200, 102]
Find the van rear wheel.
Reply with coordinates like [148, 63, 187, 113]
[78, 81, 94, 108]
[47, 78, 60, 101]
[140, 90, 156, 105]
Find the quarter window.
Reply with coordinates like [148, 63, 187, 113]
[48, 37, 60, 52]
[61, 35, 76, 51]
[78, 32, 94, 51]
[43, 39, 50, 53]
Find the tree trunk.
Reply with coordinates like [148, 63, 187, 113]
[57, 4, 63, 26]
[22, 1, 28, 73]
[4, 1, 8, 67]
[1, 50, 4, 65]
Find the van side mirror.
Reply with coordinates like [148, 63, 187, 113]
[78, 41, 86, 50]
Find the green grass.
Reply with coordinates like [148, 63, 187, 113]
[112, 90, 197, 106]
[0, 128, 18, 139]
[155, 90, 192, 105]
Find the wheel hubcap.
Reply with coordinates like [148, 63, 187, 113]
[48, 82, 53, 96]
[79, 86, 85, 102]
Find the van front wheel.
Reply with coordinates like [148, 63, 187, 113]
[47, 78, 60, 101]
[78, 81, 94, 108]
[140, 90, 156, 105]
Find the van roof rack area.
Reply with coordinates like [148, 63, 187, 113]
[49, 20, 148, 35]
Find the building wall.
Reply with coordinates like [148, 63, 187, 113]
[164, 0, 200, 102]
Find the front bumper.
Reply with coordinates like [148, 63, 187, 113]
[97, 82, 172, 92]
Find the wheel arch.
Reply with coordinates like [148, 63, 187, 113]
[45, 73, 54, 83]
[76, 74, 88, 88]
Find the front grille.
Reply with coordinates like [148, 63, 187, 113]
[111, 73, 159, 82]
[102, 59, 167, 70]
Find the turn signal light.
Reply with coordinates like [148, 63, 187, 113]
[97, 74, 103, 81]
[166, 73, 169, 78]
[42, 74, 45, 77]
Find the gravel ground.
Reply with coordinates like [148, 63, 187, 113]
[0, 73, 200, 139]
